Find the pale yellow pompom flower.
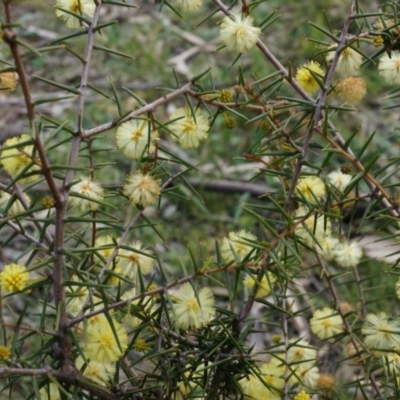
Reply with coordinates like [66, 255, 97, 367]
[0, 345, 11, 362]
[327, 170, 352, 191]
[219, 14, 261, 53]
[168, 107, 209, 148]
[172, 283, 215, 330]
[294, 207, 331, 247]
[0, 72, 18, 95]
[296, 176, 325, 204]
[290, 365, 320, 389]
[116, 119, 159, 160]
[123, 171, 161, 207]
[243, 272, 276, 297]
[55, 0, 96, 29]
[0, 191, 30, 216]
[326, 46, 363, 74]
[287, 339, 317, 370]
[362, 312, 400, 354]
[333, 240, 362, 267]
[335, 76, 366, 104]
[75, 356, 115, 386]
[221, 229, 257, 263]
[119, 240, 154, 281]
[310, 307, 343, 340]
[296, 61, 324, 94]
[0, 263, 31, 293]
[69, 176, 104, 212]
[83, 315, 128, 362]
[94, 235, 119, 263]
[173, 0, 203, 12]
[1, 134, 39, 183]
[315, 236, 339, 261]
[379, 51, 400, 84]
[66, 276, 89, 317]
[294, 390, 311, 400]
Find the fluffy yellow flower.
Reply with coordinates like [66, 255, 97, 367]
[294, 390, 311, 400]
[294, 207, 331, 247]
[310, 307, 344, 340]
[326, 46, 363, 74]
[66, 276, 89, 317]
[83, 315, 128, 362]
[0, 191, 30, 216]
[55, 0, 96, 29]
[123, 171, 161, 207]
[121, 289, 156, 328]
[219, 14, 261, 53]
[295, 176, 325, 204]
[221, 230, 257, 263]
[119, 240, 154, 281]
[69, 176, 104, 212]
[335, 76, 366, 104]
[296, 61, 324, 94]
[116, 119, 159, 160]
[0, 72, 18, 95]
[362, 312, 400, 354]
[172, 283, 215, 330]
[327, 170, 352, 191]
[168, 108, 209, 148]
[333, 240, 363, 267]
[243, 272, 276, 297]
[76, 356, 115, 386]
[239, 359, 284, 399]
[172, 0, 203, 12]
[0, 345, 11, 362]
[1, 134, 39, 183]
[0, 263, 31, 293]
[94, 235, 119, 263]
[315, 236, 339, 261]
[287, 339, 317, 370]
[379, 51, 400, 84]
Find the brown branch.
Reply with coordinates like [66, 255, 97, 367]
[83, 81, 194, 139]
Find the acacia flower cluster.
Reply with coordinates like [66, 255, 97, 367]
[0, 345, 11, 362]
[69, 176, 104, 212]
[55, 0, 96, 29]
[378, 51, 400, 85]
[168, 107, 210, 148]
[362, 312, 400, 355]
[221, 230, 257, 263]
[0, 191, 30, 216]
[81, 314, 128, 363]
[75, 356, 115, 386]
[243, 272, 277, 298]
[119, 240, 154, 281]
[0, 72, 18, 95]
[171, 283, 215, 330]
[219, 14, 261, 53]
[238, 359, 285, 399]
[0, 134, 39, 183]
[310, 308, 344, 340]
[295, 61, 324, 94]
[295, 176, 326, 204]
[327, 169, 352, 191]
[0, 263, 31, 293]
[123, 170, 161, 207]
[173, 0, 203, 12]
[326, 45, 363, 74]
[294, 207, 332, 247]
[116, 119, 159, 160]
